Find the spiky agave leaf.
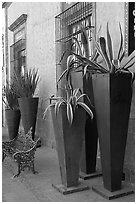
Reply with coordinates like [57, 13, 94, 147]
[92, 36, 110, 71]
[77, 101, 93, 119]
[119, 50, 125, 62]
[81, 29, 89, 58]
[76, 93, 87, 102]
[99, 37, 111, 70]
[107, 22, 113, 65]
[43, 103, 55, 119]
[72, 37, 83, 56]
[55, 100, 65, 116]
[117, 22, 124, 60]
[72, 52, 108, 73]
[122, 56, 135, 69]
[67, 103, 73, 125]
[124, 61, 135, 70]
[121, 51, 135, 69]
[83, 65, 89, 76]
[76, 93, 92, 107]
[73, 88, 80, 96]
[57, 69, 68, 84]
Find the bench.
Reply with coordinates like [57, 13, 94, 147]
[2, 128, 40, 178]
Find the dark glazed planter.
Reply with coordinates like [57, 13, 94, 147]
[92, 72, 133, 192]
[5, 109, 21, 140]
[51, 105, 89, 194]
[18, 97, 39, 140]
[80, 76, 99, 178]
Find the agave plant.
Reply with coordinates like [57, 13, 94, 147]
[43, 87, 93, 125]
[13, 68, 40, 98]
[2, 81, 19, 110]
[58, 22, 135, 82]
[43, 41, 94, 125]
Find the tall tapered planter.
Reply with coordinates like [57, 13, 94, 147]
[80, 77, 100, 179]
[18, 97, 39, 140]
[51, 105, 89, 194]
[5, 109, 21, 140]
[92, 72, 133, 192]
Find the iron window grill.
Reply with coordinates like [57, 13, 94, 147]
[55, 2, 96, 95]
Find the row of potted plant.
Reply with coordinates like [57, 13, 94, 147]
[43, 22, 135, 194]
[3, 68, 39, 141]
[3, 22, 134, 196]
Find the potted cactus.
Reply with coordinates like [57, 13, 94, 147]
[68, 22, 135, 196]
[13, 68, 40, 140]
[43, 55, 93, 194]
[3, 81, 21, 140]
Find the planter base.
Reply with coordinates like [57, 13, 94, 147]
[80, 170, 102, 180]
[52, 182, 89, 195]
[92, 183, 134, 200]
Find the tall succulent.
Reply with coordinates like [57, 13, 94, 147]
[60, 22, 135, 79]
[13, 68, 40, 98]
[2, 81, 19, 110]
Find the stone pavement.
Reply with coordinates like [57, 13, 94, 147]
[2, 127, 135, 202]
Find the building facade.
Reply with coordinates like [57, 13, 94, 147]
[2, 2, 135, 185]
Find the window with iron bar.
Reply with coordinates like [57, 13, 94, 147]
[55, 2, 96, 95]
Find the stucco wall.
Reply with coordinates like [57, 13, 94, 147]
[8, 2, 61, 147]
[96, 2, 135, 184]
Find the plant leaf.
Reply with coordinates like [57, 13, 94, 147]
[99, 37, 111, 69]
[124, 61, 135, 70]
[43, 103, 55, 119]
[73, 88, 80, 97]
[55, 100, 63, 116]
[81, 29, 89, 58]
[57, 69, 67, 84]
[122, 56, 135, 69]
[77, 102, 93, 119]
[117, 22, 124, 60]
[72, 52, 108, 73]
[119, 50, 125, 62]
[76, 93, 87, 102]
[107, 22, 113, 63]
[72, 37, 83, 56]
[67, 103, 73, 125]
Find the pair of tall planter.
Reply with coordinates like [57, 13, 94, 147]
[91, 72, 133, 195]
[5, 98, 38, 140]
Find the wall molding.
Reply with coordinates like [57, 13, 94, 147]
[9, 14, 27, 32]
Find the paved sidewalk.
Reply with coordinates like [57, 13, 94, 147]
[2, 128, 135, 202]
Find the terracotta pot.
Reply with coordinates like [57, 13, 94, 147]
[18, 97, 39, 140]
[51, 105, 86, 187]
[5, 109, 21, 140]
[92, 72, 133, 192]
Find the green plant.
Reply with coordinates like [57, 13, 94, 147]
[13, 68, 40, 98]
[2, 81, 19, 110]
[58, 22, 135, 80]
